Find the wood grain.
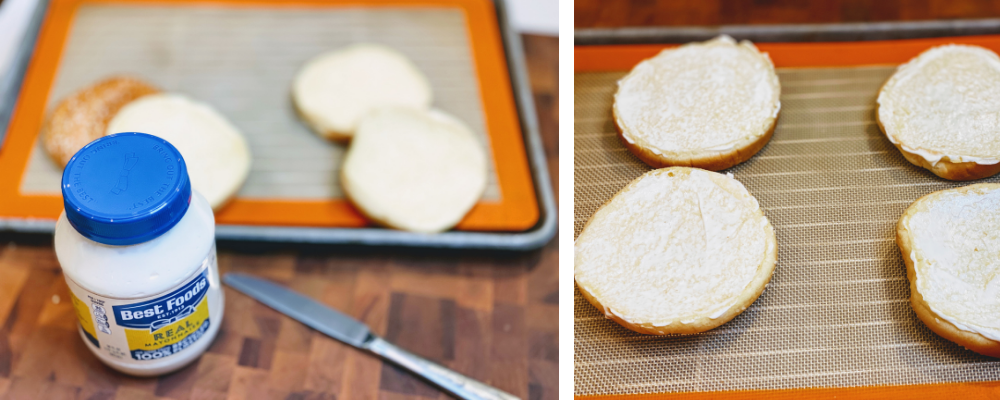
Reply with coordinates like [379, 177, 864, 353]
[0, 34, 557, 400]
[575, 0, 1000, 28]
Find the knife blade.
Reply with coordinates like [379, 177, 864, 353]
[224, 273, 519, 400]
[224, 272, 370, 346]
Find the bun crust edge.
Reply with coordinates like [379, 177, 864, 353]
[574, 167, 778, 335]
[896, 184, 1000, 357]
[292, 93, 352, 143]
[614, 110, 779, 171]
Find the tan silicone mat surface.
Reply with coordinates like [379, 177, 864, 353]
[20, 3, 500, 201]
[574, 66, 1000, 395]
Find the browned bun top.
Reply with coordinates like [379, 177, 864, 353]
[42, 76, 160, 167]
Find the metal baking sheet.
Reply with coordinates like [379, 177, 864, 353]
[23, 5, 500, 200]
[575, 18, 1000, 45]
[574, 31, 1000, 396]
[0, 0, 555, 250]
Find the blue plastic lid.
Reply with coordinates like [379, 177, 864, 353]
[61, 132, 191, 246]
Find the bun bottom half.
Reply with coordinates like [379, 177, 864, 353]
[575, 167, 778, 335]
[897, 189, 1000, 357]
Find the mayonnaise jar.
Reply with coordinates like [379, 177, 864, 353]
[54, 132, 223, 376]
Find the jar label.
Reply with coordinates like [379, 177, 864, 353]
[65, 248, 220, 364]
[113, 269, 211, 361]
[70, 290, 100, 348]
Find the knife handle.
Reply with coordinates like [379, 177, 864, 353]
[365, 336, 520, 400]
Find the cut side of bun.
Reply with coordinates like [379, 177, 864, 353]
[897, 183, 1000, 357]
[878, 45, 1000, 181]
[293, 44, 433, 142]
[43, 76, 160, 167]
[612, 35, 781, 171]
[106, 94, 252, 211]
[574, 167, 777, 335]
[340, 107, 487, 233]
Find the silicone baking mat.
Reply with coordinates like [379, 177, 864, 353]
[1, 0, 538, 231]
[575, 36, 1000, 398]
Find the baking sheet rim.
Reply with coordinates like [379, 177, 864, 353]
[0, 0, 556, 249]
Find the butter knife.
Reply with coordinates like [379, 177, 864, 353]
[223, 273, 519, 400]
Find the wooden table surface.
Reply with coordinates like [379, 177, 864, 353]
[0, 34, 558, 400]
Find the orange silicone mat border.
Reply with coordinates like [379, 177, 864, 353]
[576, 381, 1000, 400]
[0, 0, 539, 230]
[575, 34, 1000, 71]
[574, 34, 1000, 399]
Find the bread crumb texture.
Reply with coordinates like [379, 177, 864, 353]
[879, 45, 1000, 165]
[613, 35, 780, 156]
[905, 185, 1000, 341]
[575, 168, 772, 328]
[107, 93, 251, 210]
